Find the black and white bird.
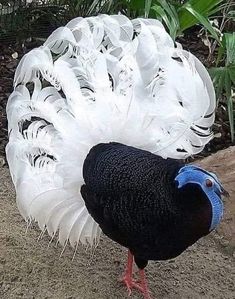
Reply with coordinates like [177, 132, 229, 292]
[6, 15, 228, 299]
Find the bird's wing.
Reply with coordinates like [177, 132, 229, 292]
[6, 15, 215, 248]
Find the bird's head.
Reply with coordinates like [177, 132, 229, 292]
[175, 165, 229, 232]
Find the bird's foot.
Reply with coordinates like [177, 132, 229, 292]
[120, 274, 151, 298]
[120, 274, 144, 296]
[120, 250, 151, 298]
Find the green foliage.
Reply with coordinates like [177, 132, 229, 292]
[151, 1, 180, 39]
[209, 33, 235, 141]
[55, 0, 117, 17]
[151, 0, 224, 40]
[178, 0, 224, 31]
[112, 0, 154, 18]
[0, 0, 233, 144]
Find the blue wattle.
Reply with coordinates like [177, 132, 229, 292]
[175, 165, 224, 231]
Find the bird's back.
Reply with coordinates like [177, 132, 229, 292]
[82, 142, 180, 193]
[81, 142, 211, 263]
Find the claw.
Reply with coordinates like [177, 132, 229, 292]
[120, 250, 152, 299]
[120, 275, 145, 295]
[120, 274, 134, 296]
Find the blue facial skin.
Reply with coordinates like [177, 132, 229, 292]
[175, 165, 227, 231]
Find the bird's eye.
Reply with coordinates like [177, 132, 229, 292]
[205, 179, 213, 188]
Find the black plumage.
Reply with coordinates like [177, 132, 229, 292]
[81, 142, 212, 269]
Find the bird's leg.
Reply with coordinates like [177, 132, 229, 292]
[120, 251, 151, 298]
[137, 269, 151, 299]
[120, 250, 135, 296]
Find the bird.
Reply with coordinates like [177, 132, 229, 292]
[6, 15, 228, 299]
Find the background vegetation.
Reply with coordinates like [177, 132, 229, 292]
[0, 0, 234, 151]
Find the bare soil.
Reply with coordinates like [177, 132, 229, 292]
[0, 147, 235, 299]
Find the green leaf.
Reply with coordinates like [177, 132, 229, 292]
[209, 64, 235, 142]
[128, 0, 145, 10]
[87, 0, 102, 14]
[178, 0, 224, 32]
[180, 3, 220, 42]
[204, 1, 234, 17]
[209, 66, 235, 98]
[216, 44, 225, 67]
[185, 0, 224, 15]
[224, 33, 235, 66]
[227, 95, 234, 142]
[229, 65, 235, 83]
[210, 67, 226, 99]
[152, 5, 172, 30]
[145, 0, 153, 17]
[152, 0, 179, 39]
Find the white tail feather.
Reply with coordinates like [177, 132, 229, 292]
[6, 14, 216, 250]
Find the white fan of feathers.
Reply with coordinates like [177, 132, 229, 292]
[6, 14, 216, 250]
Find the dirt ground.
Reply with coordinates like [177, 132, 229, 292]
[0, 147, 235, 299]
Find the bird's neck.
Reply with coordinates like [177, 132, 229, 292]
[175, 184, 212, 236]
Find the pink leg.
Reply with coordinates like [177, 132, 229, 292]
[120, 250, 134, 296]
[138, 269, 151, 299]
[120, 251, 151, 298]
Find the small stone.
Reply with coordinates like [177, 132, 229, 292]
[0, 157, 5, 167]
[11, 52, 18, 59]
